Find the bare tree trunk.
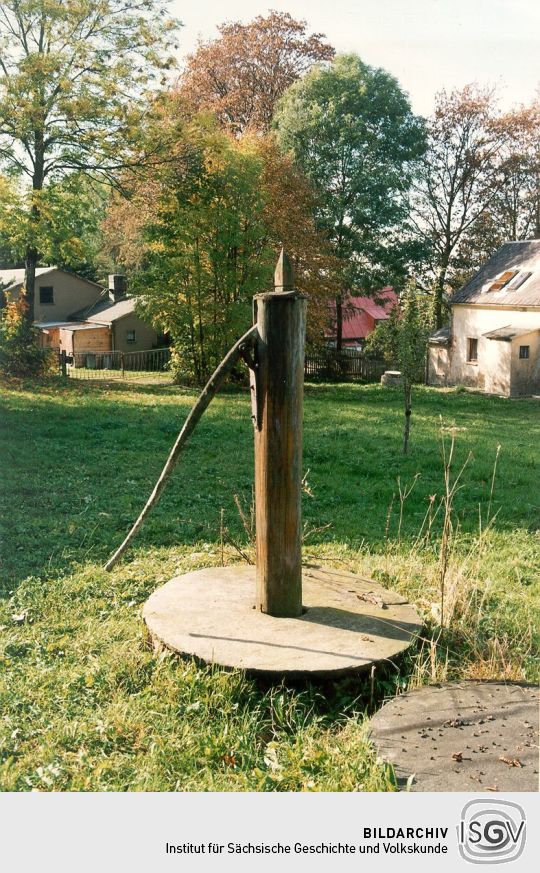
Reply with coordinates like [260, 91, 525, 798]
[334, 213, 346, 352]
[434, 268, 445, 330]
[402, 381, 412, 454]
[434, 241, 454, 329]
[535, 171, 540, 239]
[335, 294, 343, 351]
[24, 247, 38, 323]
[24, 133, 45, 324]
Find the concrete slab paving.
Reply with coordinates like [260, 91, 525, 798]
[370, 681, 539, 791]
[143, 564, 422, 676]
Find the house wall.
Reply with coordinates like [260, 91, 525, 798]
[58, 329, 75, 355]
[428, 305, 540, 396]
[72, 327, 112, 354]
[112, 313, 158, 352]
[510, 331, 540, 397]
[11, 270, 103, 322]
[40, 327, 60, 349]
[427, 345, 450, 386]
[483, 341, 511, 397]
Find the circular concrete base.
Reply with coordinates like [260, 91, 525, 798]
[143, 564, 422, 676]
[370, 681, 539, 792]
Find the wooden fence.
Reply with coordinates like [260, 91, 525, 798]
[60, 345, 384, 384]
[304, 349, 386, 383]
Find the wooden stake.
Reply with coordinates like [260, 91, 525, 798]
[273, 247, 294, 291]
[253, 251, 307, 617]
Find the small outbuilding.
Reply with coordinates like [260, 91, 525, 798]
[65, 279, 159, 354]
[326, 288, 398, 349]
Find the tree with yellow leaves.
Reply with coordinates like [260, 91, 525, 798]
[0, 0, 180, 325]
[104, 108, 335, 384]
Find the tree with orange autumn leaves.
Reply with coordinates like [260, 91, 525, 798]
[179, 11, 334, 135]
[104, 102, 336, 384]
[104, 10, 540, 374]
[103, 11, 339, 383]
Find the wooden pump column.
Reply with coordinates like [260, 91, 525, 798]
[253, 250, 307, 617]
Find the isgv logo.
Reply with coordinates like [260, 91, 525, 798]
[458, 799, 526, 864]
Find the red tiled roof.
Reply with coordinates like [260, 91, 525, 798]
[341, 308, 375, 341]
[326, 287, 397, 341]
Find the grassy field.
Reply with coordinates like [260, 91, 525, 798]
[0, 377, 538, 791]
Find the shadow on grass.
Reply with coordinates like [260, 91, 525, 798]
[41, 374, 252, 398]
[209, 645, 420, 721]
[1, 378, 538, 591]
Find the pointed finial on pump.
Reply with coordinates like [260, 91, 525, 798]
[274, 247, 294, 292]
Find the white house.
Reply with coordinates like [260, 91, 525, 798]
[427, 240, 540, 397]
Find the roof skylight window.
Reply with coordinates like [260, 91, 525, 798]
[488, 270, 518, 292]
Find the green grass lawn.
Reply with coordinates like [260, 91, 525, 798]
[1, 377, 538, 791]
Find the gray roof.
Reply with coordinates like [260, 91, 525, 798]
[451, 240, 540, 307]
[70, 295, 136, 324]
[36, 320, 91, 329]
[483, 325, 539, 341]
[428, 325, 451, 345]
[0, 266, 56, 289]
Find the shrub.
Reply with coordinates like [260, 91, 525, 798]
[0, 294, 52, 376]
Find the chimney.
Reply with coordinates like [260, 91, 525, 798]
[108, 274, 127, 302]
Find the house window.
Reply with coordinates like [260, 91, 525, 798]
[39, 286, 54, 305]
[519, 345, 530, 359]
[126, 329, 136, 343]
[467, 338, 478, 362]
